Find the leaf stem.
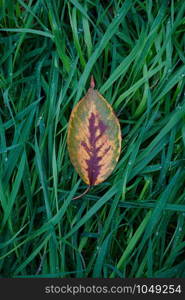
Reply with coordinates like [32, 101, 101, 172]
[90, 75, 95, 89]
[72, 185, 91, 200]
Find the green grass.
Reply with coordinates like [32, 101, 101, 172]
[0, 0, 185, 278]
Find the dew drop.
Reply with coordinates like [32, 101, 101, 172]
[78, 28, 83, 33]
[176, 105, 182, 111]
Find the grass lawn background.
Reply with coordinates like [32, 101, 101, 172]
[0, 0, 185, 278]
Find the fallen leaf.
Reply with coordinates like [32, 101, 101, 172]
[67, 77, 122, 186]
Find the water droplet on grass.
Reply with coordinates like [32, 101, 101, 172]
[176, 105, 182, 111]
[78, 28, 83, 33]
